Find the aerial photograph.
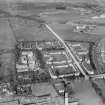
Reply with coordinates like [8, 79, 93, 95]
[0, 0, 105, 105]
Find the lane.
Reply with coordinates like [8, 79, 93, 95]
[45, 24, 88, 79]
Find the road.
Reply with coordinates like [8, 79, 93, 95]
[45, 24, 88, 79]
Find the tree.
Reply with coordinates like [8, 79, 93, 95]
[35, 49, 46, 69]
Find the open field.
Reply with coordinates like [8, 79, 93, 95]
[0, 18, 16, 81]
[73, 80, 104, 105]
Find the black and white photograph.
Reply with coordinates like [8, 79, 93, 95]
[0, 0, 105, 105]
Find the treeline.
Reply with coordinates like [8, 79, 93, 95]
[35, 49, 46, 69]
